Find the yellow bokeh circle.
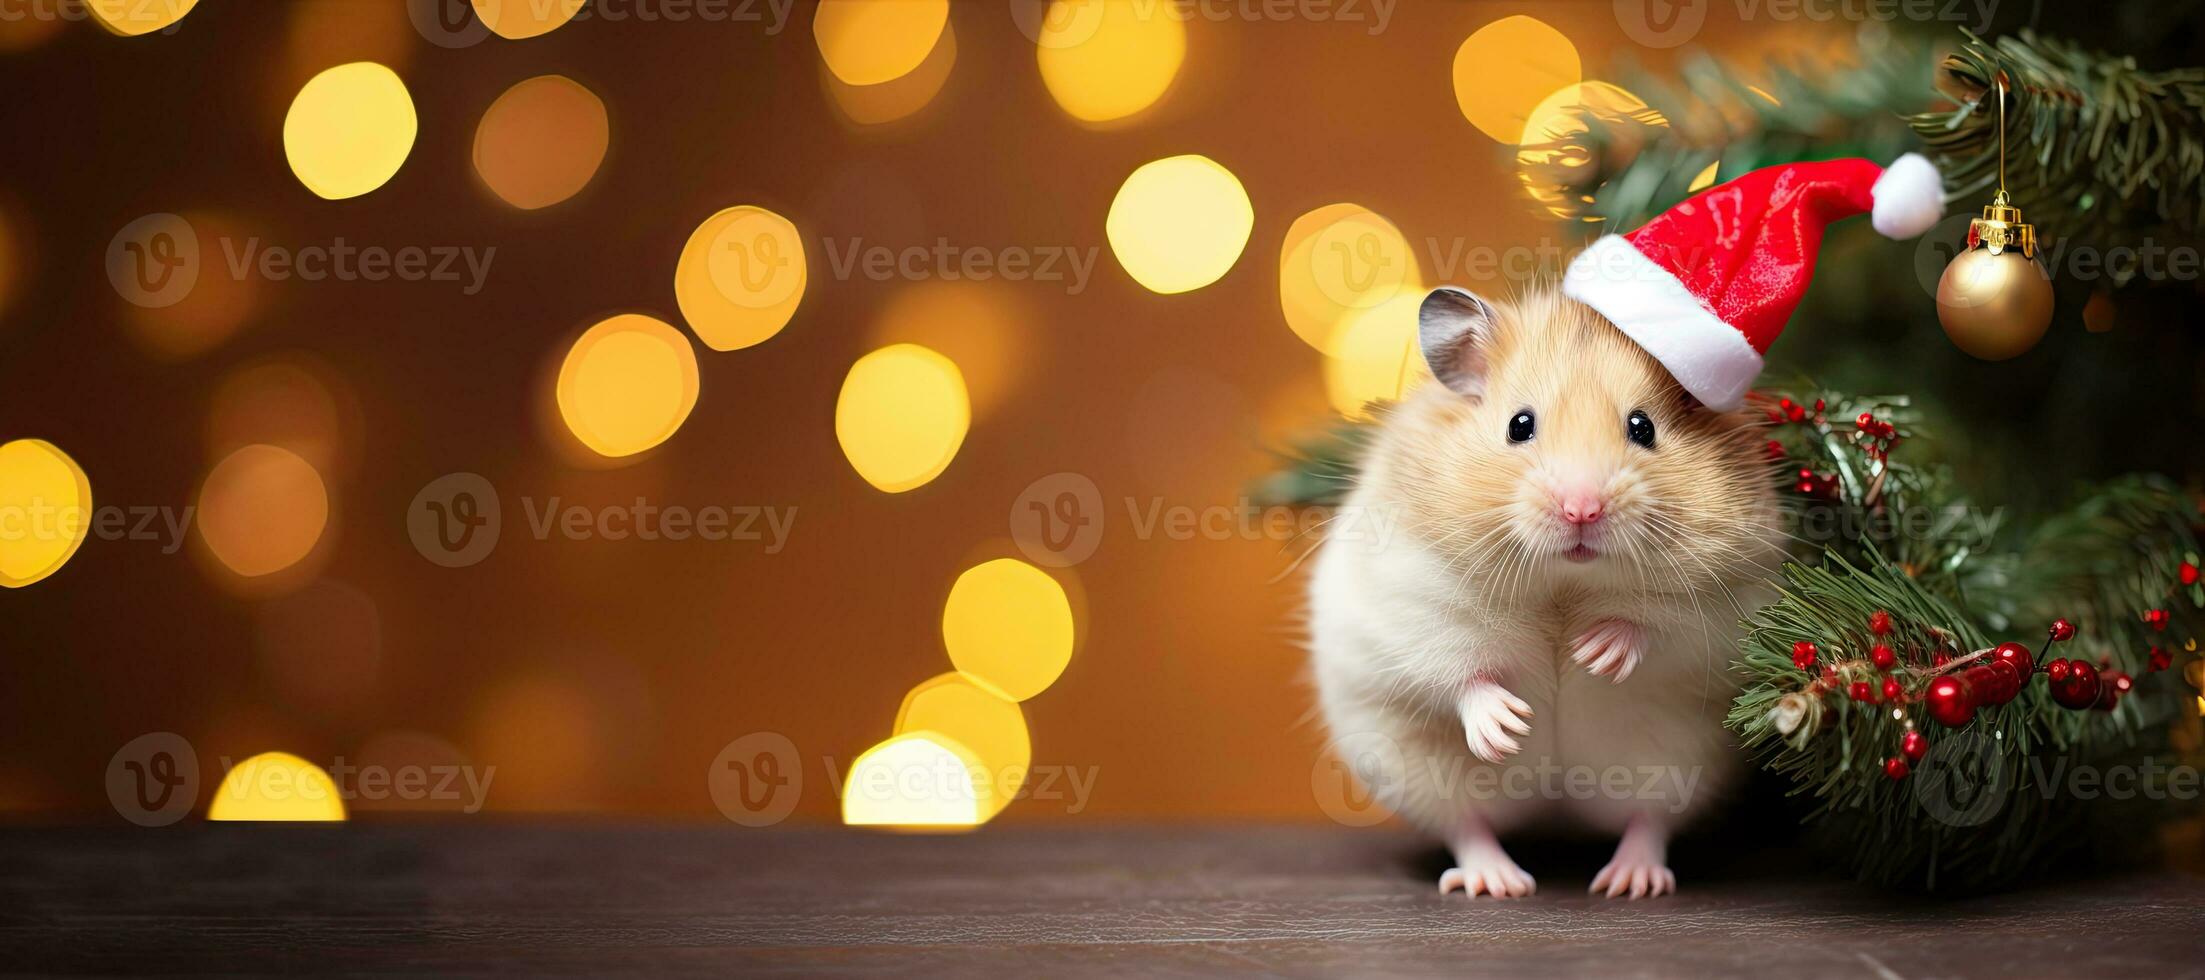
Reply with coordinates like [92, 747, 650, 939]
[207, 751, 347, 821]
[197, 444, 330, 579]
[1279, 204, 1421, 355]
[675, 205, 807, 352]
[841, 732, 985, 828]
[473, 74, 609, 211]
[812, 0, 950, 86]
[555, 314, 702, 459]
[1106, 154, 1253, 295]
[835, 344, 969, 493]
[473, 0, 585, 40]
[894, 673, 1031, 820]
[283, 62, 418, 200]
[1324, 286, 1431, 421]
[823, 19, 958, 126]
[942, 558, 1073, 702]
[85, 0, 198, 36]
[0, 439, 92, 589]
[1035, 0, 1186, 124]
[1451, 16, 1581, 143]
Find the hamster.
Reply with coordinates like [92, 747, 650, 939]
[1308, 284, 1784, 899]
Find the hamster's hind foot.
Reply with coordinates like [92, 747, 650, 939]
[1589, 814, 1675, 899]
[1569, 618, 1644, 683]
[1438, 819, 1535, 898]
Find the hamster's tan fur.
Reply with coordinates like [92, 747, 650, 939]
[1308, 285, 1783, 899]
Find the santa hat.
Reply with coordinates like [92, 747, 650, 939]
[1560, 154, 1944, 410]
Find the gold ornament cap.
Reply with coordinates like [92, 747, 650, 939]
[1965, 190, 2036, 258]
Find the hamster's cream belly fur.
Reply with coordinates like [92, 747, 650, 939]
[1310, 500, 1767, 838]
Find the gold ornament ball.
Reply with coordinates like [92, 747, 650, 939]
[1935, 247, 2054, 360]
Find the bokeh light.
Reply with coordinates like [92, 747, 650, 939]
[1688, 158, 1722, 192]
[555, 314, 701, 459]
[1451, 15, 1581, 143]
[1324, 286, 1430, 420]
[674, 205, 807, 351]
[1278, 204, 1421, 355]
[255, 580, 382, 719]
[473, 0, 584, 40]
[812, 0, 950, 86]
[283, 62, 417, 200]
[468, 672, 621, 810]
[85, 0, 197, 36]
[1035, 0, 1186, 124]
[823, 19, 958, 126]
[865, 281, 1025, 419]
[841, 732, 984, 828]
[0, 439, 92, 589]
[1517, 81, 1667, 218]
[279, 0, 413, 117]
[942, 558, 1073, 701]
[835, 344, 969, 493]
[0, 8, 65, 51]
[117, 211, 262, 360]
[895, 673, 1031, 819]
[1106, 154, 1253, 295]
[206, 751, 347, 822]
[196, 444, 330, 580]
[205, 356, 358, 478]
[474, 75, 609, 210]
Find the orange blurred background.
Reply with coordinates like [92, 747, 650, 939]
[0, 1, 1875, 823]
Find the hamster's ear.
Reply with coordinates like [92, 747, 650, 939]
[1419, 287, 1497, 399]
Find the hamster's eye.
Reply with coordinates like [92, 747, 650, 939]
[1507, 410, 1535, 444]
[1627, 409, 1656, 449]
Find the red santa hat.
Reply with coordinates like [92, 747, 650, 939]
[1560, 154, 1944, 410]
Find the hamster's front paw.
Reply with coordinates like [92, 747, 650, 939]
[1570, 619, 1644, 683]
[1457, 679, 1532, 764]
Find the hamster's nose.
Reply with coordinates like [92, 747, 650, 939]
[1559, 490, 1605, 525]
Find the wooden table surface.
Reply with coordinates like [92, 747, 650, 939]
[1, 824, 2199, 976]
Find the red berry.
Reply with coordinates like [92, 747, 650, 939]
[2050, 660, 2102, 710]
[1791, 641, 1818, 670]
[2181, 562, 2199, 586]
[1868, 610, 1892, 635]
[2149, 647, 2172, 672]
[1765, 439, 1785, 460]
[1871, 643, 1896, 671]
[1976, 661, 2021, 705]
[1884, 757, 1910, 781]
[1900, 730, 1928, 762]
[2045, 657, 2071, 682]
[1813, 399, 1826, 413]
[1849, 681, 1875, 702]
[2095, 671, 2132, 711]
[2144, 609, 2169, 632]
[1881, 677, 1903, 702]
[1989, 642, 2035, 680]
[1857, 412, 1876, 430]
[2048, 619, 2075, 642]
[1925, 675, 1975, 727]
